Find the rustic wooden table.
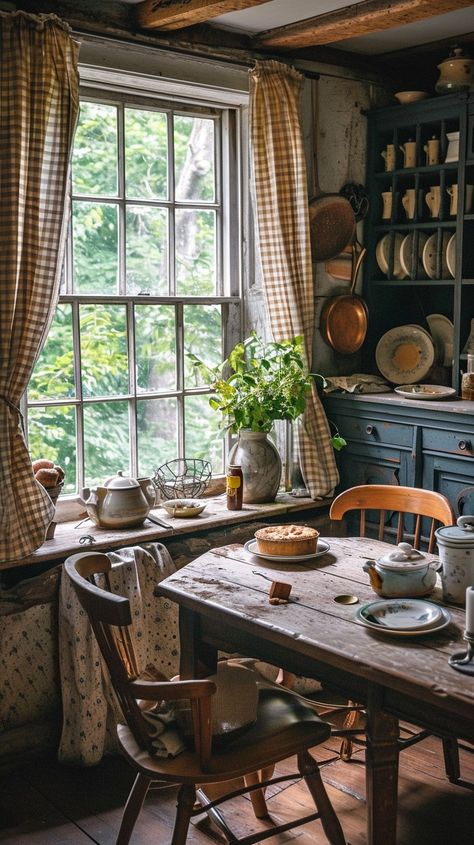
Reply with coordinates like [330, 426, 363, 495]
[156, 536, 473, 845]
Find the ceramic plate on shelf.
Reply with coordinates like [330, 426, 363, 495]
[422, 232, 451, 280]
[399, 232, 429, 280]
[244, 538, 330, 562]
[375, 325, 436, 384]
[426, 313, 454, 366]
[375, 233, 405, 279]
[355, 599, 451, 636]
[446, 233, 456, 278]
[394, 384, 457, 400]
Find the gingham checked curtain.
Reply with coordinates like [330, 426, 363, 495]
[248, 60, 338, 498]
[0, 12, 79, 562]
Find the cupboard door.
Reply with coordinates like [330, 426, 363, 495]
[422, 453, 474, 518]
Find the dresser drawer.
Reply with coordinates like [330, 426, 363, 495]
[423, 427, 474, 457]
[333, 414, 414, 449]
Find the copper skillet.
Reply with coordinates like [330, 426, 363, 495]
[320, 245, 368, 355]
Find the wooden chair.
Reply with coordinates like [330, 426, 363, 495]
[329, 484, 464, 783]
[64, 551, 347, 845]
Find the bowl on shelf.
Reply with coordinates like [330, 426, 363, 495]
[394, 91, 429, 104]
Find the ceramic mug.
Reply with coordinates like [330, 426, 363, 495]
[447, 183, 474, 215]
[425, 185, 441, 218]
[424, 137, 440, 166]
[399, 140, 416, 168]
[381, 190, 393, 219]
[381, 144, 396, 172]
[402, 188, 416, 219]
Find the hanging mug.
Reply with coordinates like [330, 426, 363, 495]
[424, 136, 440, 166]
[425, 185, 441, 218]
[399, 140, 416, 168]
[381, 144, 396, 172]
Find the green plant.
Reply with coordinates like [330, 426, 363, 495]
[188, 333, 345, 451]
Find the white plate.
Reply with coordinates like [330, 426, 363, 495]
[446, 233, 456, 278]
[356, 600, 451, 636]
[161, 499, 206, 517]
[244, 538, 330, 562]
[426, 313, 454, 366]
[422, 232, 451, 280]
[399, 232, 429, 280]
[394, 384, 457, 400]
[375, 233, 405, 279]
[375, 325, 436, 384]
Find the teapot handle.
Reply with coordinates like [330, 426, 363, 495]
[457, 515, 474, 531]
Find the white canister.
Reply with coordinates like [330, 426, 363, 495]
[435, 516, 474, 605]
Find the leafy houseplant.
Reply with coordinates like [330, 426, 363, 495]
[188, 334, 345, 503]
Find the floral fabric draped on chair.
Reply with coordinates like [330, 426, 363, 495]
[248, 60, 338, 498]
[0, 12, 79, 561]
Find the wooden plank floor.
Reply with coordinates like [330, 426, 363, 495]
[0, 733, 473, 845]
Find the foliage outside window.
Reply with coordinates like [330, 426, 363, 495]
[26, 89, 242, 494]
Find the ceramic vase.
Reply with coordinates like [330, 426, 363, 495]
[228, 429, 282, 504]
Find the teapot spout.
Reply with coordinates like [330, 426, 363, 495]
[362, 559, 383, 595]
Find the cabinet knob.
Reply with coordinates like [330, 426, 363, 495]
[458, 440, 472, 451]
[366, 424, 376, 436]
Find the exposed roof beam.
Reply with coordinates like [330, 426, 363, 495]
[255, 0, 474, 50]
[137, 0, 270, 31]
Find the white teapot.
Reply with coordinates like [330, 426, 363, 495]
[81, 471, 154, 529]
[363, 542, 438, 598]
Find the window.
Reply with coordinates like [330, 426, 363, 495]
[26, 78, 243, 495]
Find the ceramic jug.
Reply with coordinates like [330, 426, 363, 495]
[402, 188, 416, 219]
[399, 139, 416, 168]
[81, 470, 151, 528]
[435, 516, 474, 605]
[425, 185, 441, 218]
[381, 190, 393, 220]
[381, 144, 396, 172]
[435, 46, 474, 94]
[424, 136, 440, 166]
[363, 542, 438, 598]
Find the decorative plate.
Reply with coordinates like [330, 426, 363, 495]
[375, 325, 435, 384]
[446, 233, 456, 278]
[356, 599, 451, 636]
[244, 538, 330, 562]
[161, 499, 207, 518]
[426, 313, 454, 366]
[422, 232, 451, 280]
[394, 384, 457, 400]
[375, 233, 405, 279]
[399, 232, 429, 280]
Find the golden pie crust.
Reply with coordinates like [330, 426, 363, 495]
[254, 524, 319, 556]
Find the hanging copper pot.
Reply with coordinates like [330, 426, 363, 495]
[320, 246, 368, 354]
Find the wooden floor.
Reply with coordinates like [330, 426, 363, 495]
[0, 733, 473, 845]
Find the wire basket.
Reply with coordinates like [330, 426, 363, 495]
[153, 458, 212, 500]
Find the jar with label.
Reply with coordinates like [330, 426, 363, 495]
[461, 353, 474, 401]
[226, 464, 243, 510]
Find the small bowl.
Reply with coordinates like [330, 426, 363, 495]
[161, 498, 207, 518]
[394, 91, 429, 104]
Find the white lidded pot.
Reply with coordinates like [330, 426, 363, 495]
[363, 542, 438, 598]
[81, 470, 151, 529]
[435, 516, 474, 605]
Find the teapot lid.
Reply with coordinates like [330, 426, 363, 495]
[435, 515, 474, 547]
[439, 45, 473, 65]
[104, 470, 140, 490]
[378, 542, 427, 571]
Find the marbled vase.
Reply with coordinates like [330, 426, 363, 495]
[228, 430, 282, 504]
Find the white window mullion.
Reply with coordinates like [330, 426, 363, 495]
[176, 302, 185, 459]
[128, 300, 138, 477]
[72, 299, 85, 491]
[117, 104, 127, 295]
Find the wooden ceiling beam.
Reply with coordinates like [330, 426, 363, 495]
[255, 0, 474, 50]
[137, 0, 270, 31]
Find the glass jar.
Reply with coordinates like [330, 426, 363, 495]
[226, 464, 243, 510]
[461, 353, 474, 401]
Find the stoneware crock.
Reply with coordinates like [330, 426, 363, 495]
[435, 516, 474, 605]
[363, 541, 438, 598]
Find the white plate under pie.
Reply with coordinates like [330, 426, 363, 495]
[356, 599, 451, 636]
[244, 538, 330, 562]
[375, 325, 435, 384]
[394, 384, 457, 400]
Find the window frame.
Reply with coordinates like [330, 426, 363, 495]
[25, 66, 248, 509]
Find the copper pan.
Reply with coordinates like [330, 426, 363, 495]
[320, 246, 368, 355]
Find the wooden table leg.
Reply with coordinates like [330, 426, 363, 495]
[365, 684, 400, 845]
[179, 606, 217, 678]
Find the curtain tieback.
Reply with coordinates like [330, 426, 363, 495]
[0, 394, 25, 433]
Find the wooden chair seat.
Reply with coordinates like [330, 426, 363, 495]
[65, 551, 347, 845]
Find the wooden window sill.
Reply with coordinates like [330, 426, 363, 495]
[0, 493, 330, 573]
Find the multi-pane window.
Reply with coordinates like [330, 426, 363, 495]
[27, 90, 242, 494]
